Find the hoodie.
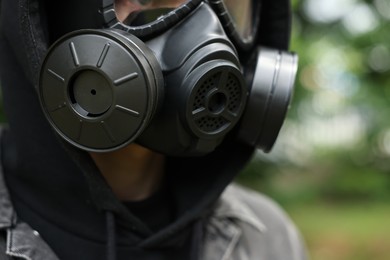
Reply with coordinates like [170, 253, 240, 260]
[0, 0, 292, 259]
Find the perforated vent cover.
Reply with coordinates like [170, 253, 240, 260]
[188, 69, 245, 137]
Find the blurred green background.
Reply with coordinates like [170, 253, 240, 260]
[237, 0, 390, 259]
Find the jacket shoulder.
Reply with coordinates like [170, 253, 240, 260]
[225, 183, 299, 231]
[220, 183, 309, 260]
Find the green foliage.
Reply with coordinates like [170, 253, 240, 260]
[288, 203, 390, 260]
[239, 0, 390, 205]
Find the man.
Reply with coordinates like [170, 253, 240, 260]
[0, 0, 307, 259]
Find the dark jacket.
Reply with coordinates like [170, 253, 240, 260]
[0, 155, 307, 259]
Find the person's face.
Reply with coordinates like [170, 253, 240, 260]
[114, 0, 254, 41]
[223, 0, 253, 39]
[115, 0, 187, 22]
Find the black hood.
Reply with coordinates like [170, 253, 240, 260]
[0, 0, 291, 258]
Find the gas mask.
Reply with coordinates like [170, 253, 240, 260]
[38, 0, 298, 156]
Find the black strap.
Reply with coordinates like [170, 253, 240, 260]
[258, 0, 292, 50]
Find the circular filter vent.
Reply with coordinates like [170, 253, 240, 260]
[187, 66, 246, 138]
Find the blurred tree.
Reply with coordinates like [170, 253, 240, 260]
[238, 0, 390, 204]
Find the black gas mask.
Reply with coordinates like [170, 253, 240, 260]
[38, 0, 298, 156]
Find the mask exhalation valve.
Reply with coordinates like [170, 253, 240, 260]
[185, 65, 246, 138]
